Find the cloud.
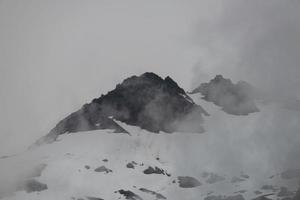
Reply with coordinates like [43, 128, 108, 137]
[0, 0, 203, 154]
[192, 0, 300, 99]
[189, 0, 300, 187]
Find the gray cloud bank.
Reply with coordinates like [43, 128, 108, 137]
[189, 0, 300, 188]
[191, 0, 300, 101]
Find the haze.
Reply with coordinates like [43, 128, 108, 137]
[0, 0, 300, 155]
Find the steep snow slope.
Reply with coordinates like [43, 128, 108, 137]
[1, 94, 300, 200]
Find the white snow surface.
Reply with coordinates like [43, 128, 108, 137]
[0, 94, 300, 200]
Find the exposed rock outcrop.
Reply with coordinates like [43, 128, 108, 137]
[117, 190, 143, 200]
[191, 75, 259, 115]
[177, 176, 201, 188]
[37, 72, 207, 144]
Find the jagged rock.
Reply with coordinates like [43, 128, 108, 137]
[191, 75, 259, 115]
[139, 188, 166, 199]
[177, 176, 201, 188]
[117, 190, 143, 200]
[94, 166, 112, 173]
[143, 166, 169, 176]
[36, 72, 207, 144]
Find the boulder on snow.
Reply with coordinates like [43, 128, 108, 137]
[126, 162, 135, 169]
[143, 166, 170, 176]
[139, 188, 166, 199]
[94, 166, 112, 173]
[177, 176, 201, 188]
[117, 189, 143, 200]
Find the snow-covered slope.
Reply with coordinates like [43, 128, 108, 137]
[1, 93, 300, 200]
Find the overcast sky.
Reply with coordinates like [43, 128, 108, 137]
[0, 0, 300, 154]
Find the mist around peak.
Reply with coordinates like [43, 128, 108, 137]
[37, 72, 207, 145]
[191, 75, 259, 115]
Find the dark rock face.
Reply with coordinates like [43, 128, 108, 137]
[37, 72, 207, 144]
[191, 75, 259, 115]
[117, 190, 143, 200]
[177, 176, 201, 188]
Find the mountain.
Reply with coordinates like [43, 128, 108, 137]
[1, 73, 300, 200]
[191, 75, 259, 115]
[37, 72, 208, 145]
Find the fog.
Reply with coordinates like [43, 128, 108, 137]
[191, 0, 300, 99]
[0, 1, 300, 198]
[0, 0, 220, 154]
[189, 0, 300, 187]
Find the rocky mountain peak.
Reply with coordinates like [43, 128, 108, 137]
[37, 72, 207, 145]
[191, 75, 259, 115]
